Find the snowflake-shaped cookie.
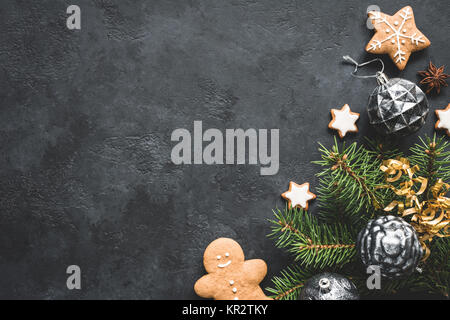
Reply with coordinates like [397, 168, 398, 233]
[366, 6, 430, 70]
[435, 104, 450, 136]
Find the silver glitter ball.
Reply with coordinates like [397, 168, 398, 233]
[357, 215, 423, 278]
[299, 273, 359, 300]
[367, 78, 429, 136]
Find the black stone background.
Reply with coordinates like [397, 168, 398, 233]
[0, 0, 448, 299]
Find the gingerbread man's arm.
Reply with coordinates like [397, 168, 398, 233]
[242, 259, 268, 284]
[194, 274, 216, 298]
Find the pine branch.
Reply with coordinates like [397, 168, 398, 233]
[409, 135, 450, 200]
[313, 137, 387, 224]
[421, 270, 450, 298]
[364, 137, 404, 210]
[364, 137, 402, 162]
[266, 265, 315, 300]
[420, 237, 450, 298]
[269, 207, 357, 269]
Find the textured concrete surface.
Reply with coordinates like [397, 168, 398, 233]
[0, 0, 448, 299]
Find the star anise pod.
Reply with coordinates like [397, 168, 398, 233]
[418, 61, 449, 94]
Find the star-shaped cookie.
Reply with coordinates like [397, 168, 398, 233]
[435, 103, 450, 136]
[281, 182, 316, 210]
[366, 6, 430, 70]
[328, 104, 359, 138]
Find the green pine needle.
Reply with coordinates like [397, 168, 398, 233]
[268, 206, 357, 269]
[312, 137, 389, 225]
[409, 134, 450, 200]
[266, 264, 315, 300]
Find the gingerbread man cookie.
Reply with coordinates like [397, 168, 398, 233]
[194, 238, 272, 300]
[366, 6, 430, 70]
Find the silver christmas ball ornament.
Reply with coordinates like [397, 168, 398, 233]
[357, 215, 423, 278]
[299, 272, 359, 300]
[367, 76, 429, 137]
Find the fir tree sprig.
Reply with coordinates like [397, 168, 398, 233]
[420, 237, 450, 298]
[364, 137, 402, 162]
[409, 135, 450, 199]
[269, 207, 356, 269]
[313, 137, 386, 224]
[266, 265, 315, 300]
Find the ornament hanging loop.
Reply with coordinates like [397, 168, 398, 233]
[375, 71, 388, 86]
[319, 278, 330, 290]
[343, 55, 388, 85]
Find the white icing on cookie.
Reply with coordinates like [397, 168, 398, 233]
[329, 104, 359, 138]
[232, 288, 237, 293]
[367, 7, 428, 66]
[229, 280, 234, 285]
[282, 182, 315, 209]
[436, 106, 450, 135]
[217, 260, 232, 268]
[216, 255, 221, 260]
[234, 297, 239, 300]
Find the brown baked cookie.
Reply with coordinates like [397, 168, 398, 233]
[281, 181, 316, 210]
[435, 103, 450, 136]
[366, 6, 430, 70]
[194, 238, 272, 300]
[328, 104, 359, 139]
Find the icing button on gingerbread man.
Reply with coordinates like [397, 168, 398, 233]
[194, 238, 272, 300]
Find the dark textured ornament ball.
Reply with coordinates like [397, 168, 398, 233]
[367, 78, 429, 136]
[299, 273, 359, 300]
[357, 215, 423, 278]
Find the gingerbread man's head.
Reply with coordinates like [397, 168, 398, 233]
[203, 238, 245, 273]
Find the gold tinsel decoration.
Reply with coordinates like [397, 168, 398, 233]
[380, 157, 450, 260]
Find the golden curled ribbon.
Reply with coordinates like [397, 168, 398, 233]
[380, 158, 450, 261]
[380, 158, 420, 182]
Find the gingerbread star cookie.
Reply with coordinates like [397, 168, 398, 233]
[366, 6, 430, 70]
[328, 104, 359, 138]
[281, 181, 316, 210]
[435, 104, 450, 136]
